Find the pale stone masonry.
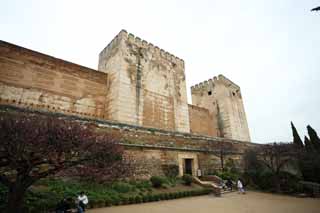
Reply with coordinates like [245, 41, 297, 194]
[97, 30, 250, 140]
[191, 75, 251, 141]
[0, 29, 253, 178]
[98, 30, 190, 132]
[0, 29, 251, 141]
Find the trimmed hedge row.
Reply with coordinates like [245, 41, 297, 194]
[88, 188, 212, 209]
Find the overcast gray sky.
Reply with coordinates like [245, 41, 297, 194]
[1, 0, 319, 143]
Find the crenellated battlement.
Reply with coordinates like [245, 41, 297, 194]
[190, 73, 250, 142]
[99, 29, 128, 61]
[99, 30, 184, 67]
[217, 74, 240, 90]
[191, 74, 240, 93]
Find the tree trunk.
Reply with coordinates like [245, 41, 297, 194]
[6, 184, 27, 213]
[220, 151, 224, 171]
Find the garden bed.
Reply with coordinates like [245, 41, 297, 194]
[0, 178, 212, 212]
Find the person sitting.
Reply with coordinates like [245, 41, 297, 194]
[226, 179, 233, 191]
[55, 197, 73, 213]
[77, 191, 88, 212]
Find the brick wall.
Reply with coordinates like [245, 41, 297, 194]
[0, 41, 109, 119]
[0, 106, 259, 179]
[188, 104, 218, 137]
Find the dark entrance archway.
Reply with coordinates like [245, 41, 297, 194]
[184, 159, 193, 175]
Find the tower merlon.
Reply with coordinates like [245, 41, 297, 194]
[142, 40, 148, 48]
[217, 74, 240, 90]
[99, 29, 128, 60]
[134, 36, 142, 46]
[191, 74, 240, 93]
[100, 29, 185, 67]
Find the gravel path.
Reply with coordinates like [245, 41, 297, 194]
[87, 191, 320, 213]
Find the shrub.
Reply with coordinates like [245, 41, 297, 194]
[135, 180, 152, 190]
[104, 197, 113, 206]
[182, 174, 193, 185]
[0, 184, 8, 211]
[110, 194, 121, 206]
[152, 195, 160, 201]
[225, 159, 240, 174]
[278, 172, 301, 193]
[140, 188, 146, 192]
[161, 193, 166, 200]
[112, 182, 132, 193]
[142, 195, 149, 202]
[217, 171, 238, 181]
[25, 189, 62, 212]
[162, 164, 179, 178]
[168, 179, 177, 187]
[120, 196, 129, 205]
[171, 192, 177, 198]
[168, 193, 174, 199]
[150, 176, 165, 188]
[112, 199, 120, 206]
[164, 193, 170, 200]
[88, 200, 97, 208]
[96, 199, 105, 207]
[156, 193, 162, 200]
[135, 196, 142, 203]
[128, 196, 135, 204]
[176, 192, 181, 198]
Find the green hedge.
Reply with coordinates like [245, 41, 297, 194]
[0, 178, 212, 212]
[182, 174, 193, 185]
[88, 188, 212, 208]
[150, 176, 166, 188]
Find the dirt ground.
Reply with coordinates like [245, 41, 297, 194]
[87, 191, 320, 213]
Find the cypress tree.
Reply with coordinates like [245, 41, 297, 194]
[307, 125, 320, 153]
[291, 122, 304, 149]
[304, 136, 314, 152]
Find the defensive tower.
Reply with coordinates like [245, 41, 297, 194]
[98, 30, 190, 132]
[191, 75, 251, 141]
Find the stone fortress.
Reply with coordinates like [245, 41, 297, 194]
[99, 29, 250, 141]
[0, 30, 254, 178]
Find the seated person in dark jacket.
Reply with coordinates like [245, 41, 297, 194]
[55, 197, 73, 213]
[226, 179, 233, 191]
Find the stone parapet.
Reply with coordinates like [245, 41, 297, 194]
[191, 74, 240, 94]
[100, 30, 184, 68]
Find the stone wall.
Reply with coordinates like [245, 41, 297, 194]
[98, 30, 190, 133]
[191, 75, 251, 142]
[0, 41, 109, 119]
[0, 32, 254, 179]
[188, 104, 218, 137]
[0, 106, 258, 179]
[1, 32, 251, 142]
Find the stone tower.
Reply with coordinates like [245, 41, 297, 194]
[98, 30, 190, 132]
[191, 75, 251, 141]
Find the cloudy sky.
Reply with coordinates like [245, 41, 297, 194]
[1, 0, 319, 143]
